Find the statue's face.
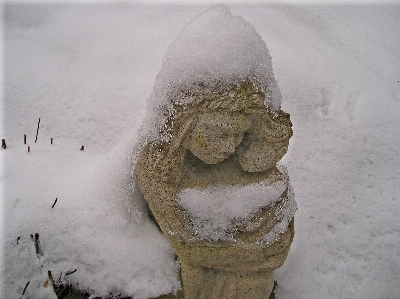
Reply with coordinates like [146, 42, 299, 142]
[187, 112, 251, 164]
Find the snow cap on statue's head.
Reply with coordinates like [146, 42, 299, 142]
[141, 4, 282, 145]
[156, 4, 281, 110]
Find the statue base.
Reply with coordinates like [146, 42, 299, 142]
[170, 220, 294, 299]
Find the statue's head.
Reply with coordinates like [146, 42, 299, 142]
[138, 5, 292, 182]
[152, 80, 290, 173]
[139, 77, 292, 189]
[178, 81, 292, 171]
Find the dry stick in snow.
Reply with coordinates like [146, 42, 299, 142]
[28, 146, 30, 153]
[51, 198, 58, 208]
[48, 271, 56, 291]
[22, 281, 30, 296]
[51, 137, 53, 144]
[1, 139, 6, 149]
[48, 270, 68, 298]
[65, 269, 77, 276]
[31, 233, 42, 256]
[35, 118, 41, 143]
[56, 273, 62, 283]
[24, 134, 27, 144]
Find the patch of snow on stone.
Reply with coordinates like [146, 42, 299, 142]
[178, 166, 296, 243]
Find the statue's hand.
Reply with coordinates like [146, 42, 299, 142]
[238, 140, 288, 172]
[237, 111, 292, 173]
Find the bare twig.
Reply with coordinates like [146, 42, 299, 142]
[48, 270, 55, 289]
[28, 146, 30, 153]
[49, 270, 69, 298]
[65, 269, 77, 276]
[35, 118, 41, 143]
[57, 272, 62, 283]
[33, 233, 43, 256]
[34, 233, 40, 255]
[51, 198, 58, 209]
[22, 281, 30, 296]
[24, 134, 27, 144]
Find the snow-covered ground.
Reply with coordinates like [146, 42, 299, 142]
[2, 2, 400, 299]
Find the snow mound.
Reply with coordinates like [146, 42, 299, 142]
[177, 165, 296, 244]
[142, 4, 282, 144]
[2, 140, 181, 299]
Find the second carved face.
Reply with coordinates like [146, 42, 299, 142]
[186, 111, 290, 172]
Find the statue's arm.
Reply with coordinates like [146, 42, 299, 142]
[135, 146, 191, 239]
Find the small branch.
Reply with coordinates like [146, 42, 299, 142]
[22, 281, 30, 296]
[65, 269, 77, 276]
[28, 146, 30, 153]
[49, 270, 68, 298]
[34, 233, 40, 255]
[24, 134, 27, 144]
[32, 233, 43, 256]
[51, 137, 53, 145]
[57, 272, 62, 283]
[48, 270, 56, 291]
[35, 118, 41, 143]
[51, 198, 58, 209]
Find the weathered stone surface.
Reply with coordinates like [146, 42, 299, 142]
[135, 4, 297, 298]
[136, 79, 296, 298]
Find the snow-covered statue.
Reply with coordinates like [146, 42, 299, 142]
[135, 4, 297, 298]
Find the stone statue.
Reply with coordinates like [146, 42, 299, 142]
[135, 5, 296, 299]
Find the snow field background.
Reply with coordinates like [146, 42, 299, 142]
[2, 3, 400, 299]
